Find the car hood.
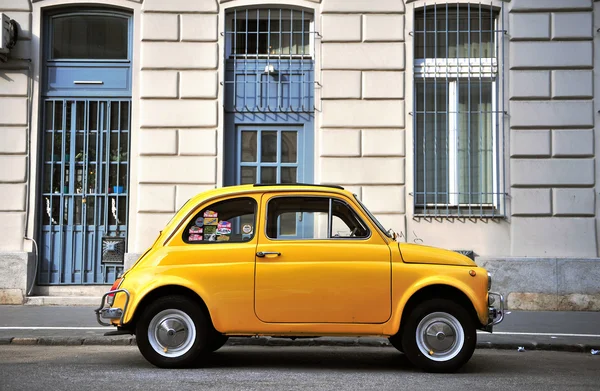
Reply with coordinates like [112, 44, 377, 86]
[399, 243, 476, 266]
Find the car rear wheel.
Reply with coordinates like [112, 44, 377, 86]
[136, 295, 209, 368]
[401, 299, 476, 373]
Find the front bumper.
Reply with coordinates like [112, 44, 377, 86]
[482, 291, 505, 332]
[94, 289, 130, 327]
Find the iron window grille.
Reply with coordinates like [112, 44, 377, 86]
[413, 3, 505, 218]
[223, 8, 317, 113]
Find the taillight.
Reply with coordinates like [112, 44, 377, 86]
[107, 277, 123, 306]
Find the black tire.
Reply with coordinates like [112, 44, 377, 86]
[401, 299, 476, 373]
[207, 334, 229, 352]
[388, 334, 404, 353]
[135, 295, 209, 368]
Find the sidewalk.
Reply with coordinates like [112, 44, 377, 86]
[0, 306, 599, 353]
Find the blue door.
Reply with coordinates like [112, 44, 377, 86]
[38, 10, 132, 285]
[224, 7, 315, 188]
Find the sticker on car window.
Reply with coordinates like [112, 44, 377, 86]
[242, 224, 253, 234]
[189, 234, 203, 242]
[204, 226, 217, 235]
[204, 217, 218, 226]
[205, 233, 217, 241]
[189, 226, 203, 234]
[195, 217, 204, 227]
[203, 210, 218, 218]
[216, 235, 230, 242]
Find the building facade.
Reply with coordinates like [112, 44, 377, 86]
[0, 0, 598, 309]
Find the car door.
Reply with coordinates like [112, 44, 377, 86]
[254, 192, 392, 324]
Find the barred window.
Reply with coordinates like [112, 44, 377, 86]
[413, 3, 505, 217]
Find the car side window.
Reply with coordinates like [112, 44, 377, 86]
[266, 196, 370, 240]
[183, 197, 257, 244]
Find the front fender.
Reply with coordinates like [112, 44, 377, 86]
[385, 273, 488, 336]
[113, 267, 213, 326]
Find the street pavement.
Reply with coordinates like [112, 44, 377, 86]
[0, 306, 599, 352]
[1, 346, 599, 391]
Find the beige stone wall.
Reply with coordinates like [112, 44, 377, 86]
[319, 0, 407, 236]
[0, 0, 32, 252]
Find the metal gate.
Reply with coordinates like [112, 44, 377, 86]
[223, 7, 316, 185]
[38, 99, 130, 284]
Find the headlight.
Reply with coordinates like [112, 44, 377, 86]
[487, 272, 492, 291]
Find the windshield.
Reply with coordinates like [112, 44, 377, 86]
[354, 195, 393, 239]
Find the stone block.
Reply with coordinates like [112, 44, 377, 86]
[363, 71, 404, 99]
[0, 252, 28, 292]
[137, 185, 176, 213]
[510, 188, 551, 216]
[320, 129, 361, 157]
[0, 127, 26, 153]
[139, 156, 216, 184]
[509, 13, 550, 40]
[509, 101, 593, 128]
[362, 186, 405, 214]
[510, 42, 592, 68]
[552, 12, 592, 39]
[178, 129, 217, 155]
[370, 214, 405, 237]
[557, 259, 600, 297]
[510, 130, 550, 157]
[181, 14, 218, 42]
[322, 0, 405, 13]
[511, 217, 596, 257]
[0, 289, 24, 305]
[0, 69, 28, 96]
[321, 15, 362, 42]
[511, 159, 594, 186]
[0, 155, 26, 182]
[0, 184, 26, 211]
[509, 71, 550, 99]
[510, 0, 592, 11]
[143, 0, 218, 12]
[362, 129, 405, 157]
[553, 188, 595, 216]
[141, 42, 218, 69]
[0, 0, 30, 11]
[320, 157, 404, 185]
[478, 258, 557, 295]
[321, 71, 361, 99]
[140, 100, 217, 128]
[133, 213, 173, 253]
[176, 184, 215, 209]
[0, 213, 25, 251]
[364, 15, 404, 42]
[142, 13, 178, 41]
[322, 100, 404, 128]
[552, 129, 594, 157]
[140, 71, 178, 98]
[551, 70, 593, 99]
[180, 71, 218, 98]
[322, 43, 405, 70]
[139, 129, 178, 155]
[7, 11, 31, 40]
[0, 97, 27, 125]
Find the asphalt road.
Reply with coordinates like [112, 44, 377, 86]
[0, 346, 599, 391]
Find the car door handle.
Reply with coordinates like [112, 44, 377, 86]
[256, 251, 281, 258]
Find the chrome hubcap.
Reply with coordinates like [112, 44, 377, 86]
[148, 309, 196, 358]
[416, 312, 464, 362]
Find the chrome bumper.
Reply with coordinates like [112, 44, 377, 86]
[483, 291, 505, 332]
[94, 289, 130, 327]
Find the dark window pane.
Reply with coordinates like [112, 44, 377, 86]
[281, 167, 297, 184]
[261, 131, 277, 162]
[261, 167, 277, 184]
[281, 132, 297, 163]
[240, 166, 256, 185]
[241, 131, 257, 162]
[52, 14, 128, 59]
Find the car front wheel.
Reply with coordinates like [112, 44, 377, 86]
[401, 299, 476, 373]
[136, 295, 209, 368]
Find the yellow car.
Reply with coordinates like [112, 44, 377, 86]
[95, 184, 504, 372]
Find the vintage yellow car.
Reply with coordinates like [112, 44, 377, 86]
[95, 184, 504, 372]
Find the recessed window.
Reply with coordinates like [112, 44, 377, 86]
[226, 9, 313, 58]
[51, 14, 129, 60]
[413, 3, 504, 217]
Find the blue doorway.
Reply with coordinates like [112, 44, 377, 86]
[38, 9, 132, 285]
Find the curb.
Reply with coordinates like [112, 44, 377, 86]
[1, 336, 599, 353]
